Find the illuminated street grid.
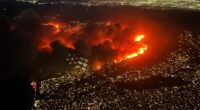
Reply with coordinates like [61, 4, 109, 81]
[34, 31, 200, 109]
[17, 0, 200, 11]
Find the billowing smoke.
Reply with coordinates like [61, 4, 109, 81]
[5, 9, 178, 75]
[36, 19, 145, 64]
[11, 10, 146, 66]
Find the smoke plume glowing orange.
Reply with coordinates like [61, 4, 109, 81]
[38, 20, 148, 67]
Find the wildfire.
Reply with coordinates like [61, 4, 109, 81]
[38, 20, 148, 68]
[134, 34, 144, 42]
[125, 45, 147, 59]
[124, 35, 147, 60]
[42, 22, 61, 34]
[112, 34, 148, 64]
[38, 21, 83, 52]
[93, 61, 102, 70]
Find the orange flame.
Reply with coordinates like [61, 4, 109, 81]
[42, 22, 61, 34]
[38, 21, 82, 52]
[134, 34, 144, 42]
[124, 35, 147, 60]
[93, 61, 102, 70]
[125, 45, 147, 59]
